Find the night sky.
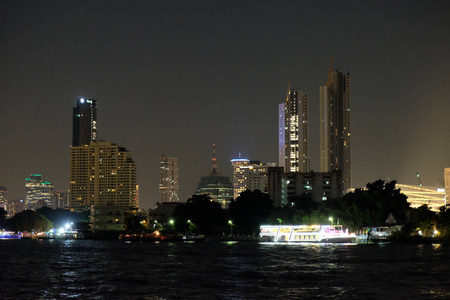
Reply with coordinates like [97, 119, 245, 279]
[1, 1, 449, 209]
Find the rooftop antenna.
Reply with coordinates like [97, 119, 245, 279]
[210, 144, 220, 176]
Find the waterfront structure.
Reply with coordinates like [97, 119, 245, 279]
[396, 183, 446, 212]
[0, 186, 7, 211]
[196, 144, 233, 208]
[279, 85, 310, 173]
[25, 174, 54, 210]
[72, 98, 97, 147]
[231, 156, 275, 199]
[320, 62, 351, 193]
[69, 141, 137, 211]
[445, 168, 450, 206]
[268, 167, 343, 207]
[159, 155, 179, 203]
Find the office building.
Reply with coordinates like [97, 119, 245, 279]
[0, 186, 7, 211]
[279, 85, 310, 173]
[159, 155, 179, 203]
[268, 168, 343, 207]
[231, 156, 275, 199]
[196, 144, 233, 208]
[69, 141, 137, 211]
[320, 62, 351, 193]
[25, 174, 54, 210]
[54, 190, 69, 209]
[72, 98, 97, 146]
[395, 183, 446, 212]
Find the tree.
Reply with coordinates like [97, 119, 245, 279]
[8, 210, 53, 232]
[228, 189, 273, 235]
[173, 194, 226, 234]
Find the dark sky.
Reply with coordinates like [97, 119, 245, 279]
[1, 0, 449, 209]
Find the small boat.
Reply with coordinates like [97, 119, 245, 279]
[260, 224, 356, 243]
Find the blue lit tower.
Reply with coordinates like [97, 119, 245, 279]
[72, 98, 97, 146]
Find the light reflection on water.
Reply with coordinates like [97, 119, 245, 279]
[0, 240, 449, 299]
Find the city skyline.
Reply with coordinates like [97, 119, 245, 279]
[1, 1, 450, 209]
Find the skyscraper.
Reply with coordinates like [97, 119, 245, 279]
[159, 155, 179, 203]
[279, 85, 309, 173]
[196, 144, 233, 208]
[69, 142, 137, 210]
[320, 61, 351, 192]
[72, 98, 97, 147]
[25, 174, 54, 210]
[445, 168, 450, 206]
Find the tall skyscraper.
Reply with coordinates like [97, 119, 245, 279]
[0, 186, 7, 211]
[25, 174, 54, 210]
[69, 142, 137, 210]
[159, 155, 179, 203]
[279, 85, 309, 173]
[320, 62, 351, 192]
[196, 144, 233, 208]
[231, 155, 250, 199]
[72, 98, 97, 146]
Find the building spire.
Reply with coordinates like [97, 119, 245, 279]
[210, 144, 220, 176]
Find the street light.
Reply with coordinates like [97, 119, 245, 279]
[169, 219, 175, 229]
[329, 217, 333, 225]
[228, 220, 233, 235]
[277, 218, 282, 225]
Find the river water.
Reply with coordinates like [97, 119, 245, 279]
[0, 239, 449, 299]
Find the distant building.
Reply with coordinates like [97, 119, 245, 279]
[54, 190, 69, 209]
[91, 205, 126, 231]
[445, 168, 450, 207]
[231, 156, 275, 199]
[279, 85, 310, 173]
[6, 198, 26, 218]
[196, 144, 233, 208]
[320, 61, 351, 193]
[396, 183, 446, 212]
[159, 155, 179, 203]
[72, 98, 97, 147]
[268, 168, 343, 207]
[0, 186, 7, 211]
[25, 174, 54, 210]
[69, 141, 137, 211]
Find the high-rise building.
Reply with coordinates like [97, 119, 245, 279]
[279, 85, 309, 173]
[53, 190, 69, 209]
[159, 155, 179, 203]
[231, 155, 275, 199]
[69, 141, 137, 210]
[196, 144, 233, 208]
[0, 186, 7, 211]
[320, 61, 351, 193]
[25, 174, 54, 210]
[72, 98, 97, 147]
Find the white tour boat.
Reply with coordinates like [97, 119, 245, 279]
[260, 224, 356, 243]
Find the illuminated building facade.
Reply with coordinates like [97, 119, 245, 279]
[69, 142, 137, 211]
[159, 156, 179, 203]
[196, 144, 233, 208]
[396, 183, 446, 212]
[279, 86, 310, 173]
[25, 174, 54, 210]
[445, 168, 450, 206]
[0, 186, 7, 210]
[72, 98, 97, 147]
[320, 62, 351, 193]
[231, 156, 275, 199]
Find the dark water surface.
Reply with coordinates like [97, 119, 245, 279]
[1, 239, 449, 299]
